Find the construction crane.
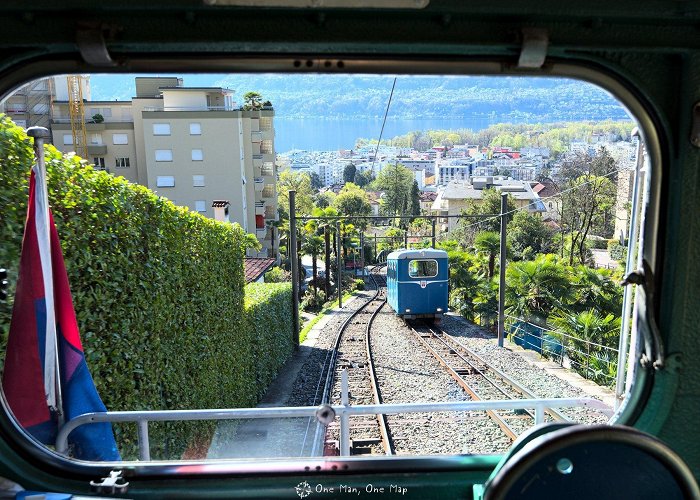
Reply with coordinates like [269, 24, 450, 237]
[67, 75, 88, 159]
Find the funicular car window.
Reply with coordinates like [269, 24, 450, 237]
[408, 259, 438, 278]
[0, 68, 652, 469]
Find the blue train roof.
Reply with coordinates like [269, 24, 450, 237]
[386, 248, 448, 260]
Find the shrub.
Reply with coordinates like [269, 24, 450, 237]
[265, 266, 291, 283]
[607, 240, 628, 261]
[301, 289, 327, 313]
[244, 283, 294, 399]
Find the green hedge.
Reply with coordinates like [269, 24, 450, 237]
[0, 117, 291, 459]
[244, 282, 294, 400]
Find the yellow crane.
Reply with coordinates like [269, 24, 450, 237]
[66, 75, 88, 160]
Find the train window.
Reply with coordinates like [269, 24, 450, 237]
[408, 259, 438, 278]
[0, 68, 653, 473]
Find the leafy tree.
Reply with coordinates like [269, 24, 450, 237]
[507, 211, 554, 260]
[242, 91, 263, 110]
[447, 250, 482, 321]
[277, 169, 314, 217]
[355, 169, 375, 188]
[314, 190, 336, 209]
[333, 183, 372, 229]
[374, 163, 414, 223]
[309, 172, 323, 191]
[410, 180, 421, 217]
[452, 189, 515, 247]
[343, 163, 357, 184]
[569, 265, 623, 317]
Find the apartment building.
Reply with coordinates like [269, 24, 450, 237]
[49, 76, 277, 258]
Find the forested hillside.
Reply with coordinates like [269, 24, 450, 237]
[91, 74, 629, 122]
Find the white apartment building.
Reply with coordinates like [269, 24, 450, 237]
[49, 76, 277, 258]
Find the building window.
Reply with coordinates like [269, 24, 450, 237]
[155, 149, 173, 162]
[112, 133, 128, 145]
[63, 134, 74, 145]
[193, 175, 205, 187]
[261, 139, 273, 154]
[115, 157, 130, 168]
[260, 116, 272, 131]
[156, 176, 175, 187]
[14, 120, 27, 128]
[93, 157, 106, 170]
[153, 123, 171, 135]
[191, 149, 203, 161]
[548, 202, 553, 209]
[90, 133, 102, 145]
[190, 123, 201, 135]
[194, 200, 206, 212]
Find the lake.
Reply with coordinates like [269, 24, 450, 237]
[273, 116, 504, 153]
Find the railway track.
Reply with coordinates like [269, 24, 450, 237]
[409, 321, 569, 441]
[324, 265, 394, 456]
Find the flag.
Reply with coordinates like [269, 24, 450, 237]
[2, 166, 120, 461]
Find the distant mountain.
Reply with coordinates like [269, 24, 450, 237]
[89, 74, 630, 123]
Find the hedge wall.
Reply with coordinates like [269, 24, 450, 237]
[0, 117, 292, 459]
[244, 282, 294, 400]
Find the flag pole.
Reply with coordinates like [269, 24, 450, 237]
[26, 126, 64, 428]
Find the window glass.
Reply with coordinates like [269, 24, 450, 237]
[0, 72, 647, 468]
[153, 123, 171, 135]
[156, 175, 175, 187]
[112, 133, 128, 145]
[408, 259, 438, 278]
[155, 149, 173, 161]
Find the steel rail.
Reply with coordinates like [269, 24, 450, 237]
[409, 323, 519, 441]
[323, 264, 395, 455]
[363, 273, 394, 455]
[433, 326, 570, 423]
[319, 264, 384, 406]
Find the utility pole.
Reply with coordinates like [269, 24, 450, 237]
[289, 191, 300, 349]
[336, 221, 342, 308]
[497, 193, 508, 348]
[431, 218, 436, 249]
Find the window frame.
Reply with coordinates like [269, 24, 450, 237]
[408, 259, 438, 279]
[0, 57, 664, 483]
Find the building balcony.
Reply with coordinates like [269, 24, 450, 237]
[87, 144, 107, 155]
[256, 227, 267, 239]
[254, 177, 265, 192]
[252, 154, 263, 168]
[251, 131, 262, 142]
[255, 201, 265, 215]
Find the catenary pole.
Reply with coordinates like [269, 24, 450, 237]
[289, 190, 300, 349]
[498, 193, 508, 348]
[336, 221, 342, 308]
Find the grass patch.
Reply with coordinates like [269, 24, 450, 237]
[299, 290, 363, 343]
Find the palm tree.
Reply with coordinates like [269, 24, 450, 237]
[505, 255, 573, 325]
[302, 234, 325, 296]
[474, 231, 501, 279]
[550, 310, 620, 380]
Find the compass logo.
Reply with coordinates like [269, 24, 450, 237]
[295, 481, 313, 498]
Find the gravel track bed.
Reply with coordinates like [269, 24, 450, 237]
[371, 308, 511, 455]
[440, 315, 611, 424]
[287, 287, 377, 408]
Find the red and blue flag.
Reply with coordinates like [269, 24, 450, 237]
[2, 166, 120, 461]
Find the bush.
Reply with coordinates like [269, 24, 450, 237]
[586, 237, 609, 250]
[301, 289, 327, 313]
[0, 117, 291, 459]
[244, 283, 294, 399]
[265, 266, 290, 283]
[607, 240, 628, 261]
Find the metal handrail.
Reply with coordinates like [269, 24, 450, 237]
[55, 390, 609, 461]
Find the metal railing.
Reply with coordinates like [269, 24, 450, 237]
[55, 369, 609, 461]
